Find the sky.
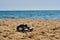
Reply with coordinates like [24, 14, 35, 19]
[0, 0, 60, 10]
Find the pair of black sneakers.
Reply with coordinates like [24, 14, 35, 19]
[16, 24, 33, 32]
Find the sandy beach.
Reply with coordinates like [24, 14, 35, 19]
[0, 19, 60, 40]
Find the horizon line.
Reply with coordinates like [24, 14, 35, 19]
[0, 9, 60, 11]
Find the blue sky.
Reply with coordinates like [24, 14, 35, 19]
[0, 0, 60, 10]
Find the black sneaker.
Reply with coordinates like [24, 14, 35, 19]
[16, 24, 33, 32]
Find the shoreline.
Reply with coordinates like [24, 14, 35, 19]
[0, 18, 60, 20]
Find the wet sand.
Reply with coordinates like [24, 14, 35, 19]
[0, 19, 60, 40]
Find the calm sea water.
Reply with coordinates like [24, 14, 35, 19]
[0, 10, 60, 19]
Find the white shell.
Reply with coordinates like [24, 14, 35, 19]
[24, 28, 28, 30]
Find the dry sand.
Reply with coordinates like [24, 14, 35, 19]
[0, 19, 60, 40]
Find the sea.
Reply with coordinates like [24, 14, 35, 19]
[0, 10, 60, 19]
